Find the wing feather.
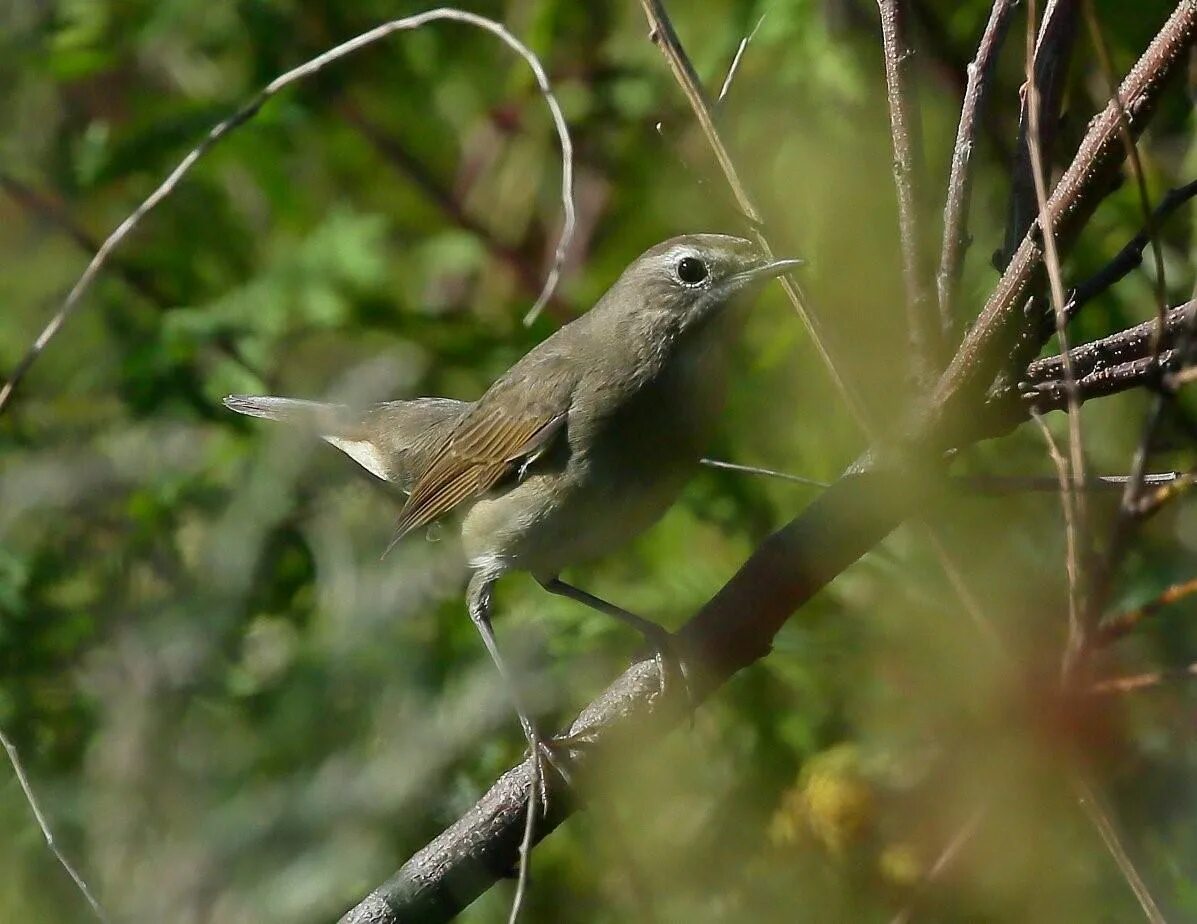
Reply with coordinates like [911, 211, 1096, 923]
[390, 353, 576, 542]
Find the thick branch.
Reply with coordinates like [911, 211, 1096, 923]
[1026, 301, 1193, 388]
[925, 1, 1195, 447]
[339, 5, 1197, 922]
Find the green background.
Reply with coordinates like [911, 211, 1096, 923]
[2, 1, 1196, 921]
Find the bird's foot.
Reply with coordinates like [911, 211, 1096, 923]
[633, 626, 695, 719]
[521, 721, 574, 811]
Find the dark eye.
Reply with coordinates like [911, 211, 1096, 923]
[676, 256, 708, 285]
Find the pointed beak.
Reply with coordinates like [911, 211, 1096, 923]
[726, 257, 804, 290]
[745, 257, 804, 281]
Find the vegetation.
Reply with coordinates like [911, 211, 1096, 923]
[2, 1, 1196, 921]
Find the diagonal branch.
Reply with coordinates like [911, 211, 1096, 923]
[925, 1, 1195, 447]
[0, 8, 576, 415]
[636, 0, 872, 432]
[338, 5, 1197, 921]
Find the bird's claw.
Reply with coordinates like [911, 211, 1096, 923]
[634, 627, 696, 721]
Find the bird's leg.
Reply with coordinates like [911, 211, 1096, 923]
[537, 577, 691, 709]
[466, 573, 565, 810]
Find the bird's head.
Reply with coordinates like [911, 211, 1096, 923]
[603, 233, 802, 340]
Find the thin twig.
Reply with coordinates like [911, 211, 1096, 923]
[508, 769, 538, 924]
[1090, 663, 1197, 695]
[1096, 577, 1197, 645]
[936, 0, 1018, 339]
[716, 14, 766, 108]
[0, 8, 576, 415]
[0, 729, 110, 923]
[1067, 180, 1197, 319]
[1081, 0, 1170, 363]
[888, 803, 988, 924]
[1025, 0, 1091, 678]
[1000, 0, 1080, 268]
[1031, 411, 1085, 664]
[699, 458, 829, 487]
[637, 0, 872, 433]
[877, 0, 940, 381]
[701, 457, 1183, 494]
[1071, 774, 1168, 924]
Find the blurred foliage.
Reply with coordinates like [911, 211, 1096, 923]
[1, 0, 1197, 921]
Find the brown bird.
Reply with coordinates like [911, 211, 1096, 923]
[225, 233, 799, 791]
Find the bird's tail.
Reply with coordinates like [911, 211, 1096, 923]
[223, 393, 467, 489]
[222, 395, 347, 431]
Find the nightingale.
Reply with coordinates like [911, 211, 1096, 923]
[224, 233, 799, 787]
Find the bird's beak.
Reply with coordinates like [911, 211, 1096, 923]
[723, 257, 805, 292]
[742, 257, 804, 282]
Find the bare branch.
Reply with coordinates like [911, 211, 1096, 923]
[1090, 663, 1197, 694]
[1072, 774, 1168, 924]
[1016, 301, 1194, 413]
[1000, 0, 1080, 268]
[0, 729, 110, 923]
[716, 15, 766, 108]
[0, 8, 577, 415]
[1025, 0, 1093, 676]
[1096, 576, 1197, 644]
[928, 1, 1196, 445]
[937, 0, 1019, 336]
[1082, 0, 1171, 363]
[339, 7, 1197, 921]
[637, 0, 872, 432]
[877, 0, 940, 380]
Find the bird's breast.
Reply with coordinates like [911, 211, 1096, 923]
[460, 326, 731, 578]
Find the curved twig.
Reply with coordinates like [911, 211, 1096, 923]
[0, 8, 576, 415]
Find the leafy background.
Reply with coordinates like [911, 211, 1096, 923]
[2, 0, 1196, 921]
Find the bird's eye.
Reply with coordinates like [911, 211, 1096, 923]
[676, 256, 709, 285]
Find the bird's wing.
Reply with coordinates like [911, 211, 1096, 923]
[390, 354, 576, 543]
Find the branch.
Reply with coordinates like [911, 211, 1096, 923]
[0, 729, 110, 923]
[936, 0, 1018, 337]
[1013, 300, 1195, 412]
[926, 1, 1195, 447]
[1065, 178, 1197, 321]
[1096, 576, 1197, 644]
[339, 6, 1197, 921]
[336, 100, 569, 317]
[1000, 0, 1081, 268]
[0, 8, 576, 415]
[877, 0, 940, 380]
[636, 0, 873, 432]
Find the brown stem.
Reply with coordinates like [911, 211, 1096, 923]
[637, 0, 873, 433]
[338, 6, 1197, 922]
[877, 0, 940, 381]
[936, 0, 1019, 339]
[999, 0, 1080, 269]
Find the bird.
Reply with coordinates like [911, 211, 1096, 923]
[224, 233, 799, 793]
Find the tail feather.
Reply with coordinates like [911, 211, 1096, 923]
[223, 395, 343, 427]
[223, 393, 468, 491]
